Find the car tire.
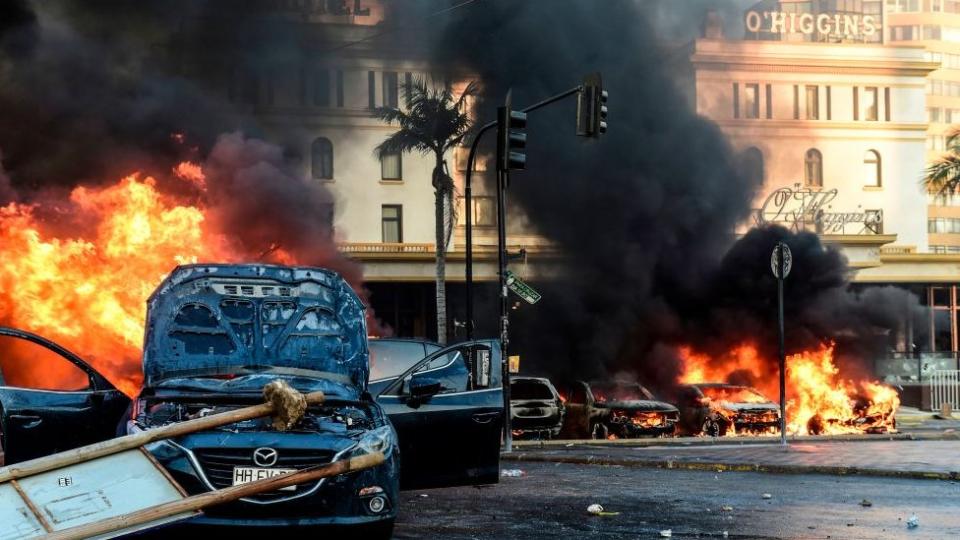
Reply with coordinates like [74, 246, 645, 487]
[701, 417, 724, 437]
[590, 422, 608, 440]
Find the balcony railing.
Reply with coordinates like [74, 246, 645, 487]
[339, 242, 434, 254]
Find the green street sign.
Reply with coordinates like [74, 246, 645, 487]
[505, 270, 542, 305]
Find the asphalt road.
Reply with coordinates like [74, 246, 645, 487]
[394, 461, 960, 539]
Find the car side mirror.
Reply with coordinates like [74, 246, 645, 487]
[408, 377, 442, 403]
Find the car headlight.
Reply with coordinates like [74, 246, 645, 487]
[354, 425, 396, 457]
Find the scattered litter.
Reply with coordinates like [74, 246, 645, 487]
[659, 530, 672, 538]
[418, 493, 429, 498]
[722, 532, 728, 538]
[846, 523, 855, 527]
[859, 499, 873, 507]
[501, 469, 525, 477]
[906, 514, 919, 529]
[565, 443, 575, 447]
[762, 493, 772, 499]
[587, 504, 604, 515]
[721, 505, 734, 512]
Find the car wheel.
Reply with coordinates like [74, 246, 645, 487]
[701, 417, 723, 437]
[590, 422, 608, 440]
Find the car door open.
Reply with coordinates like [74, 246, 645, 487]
[376, 340, 503, 490]
[0, 327, 130, 464]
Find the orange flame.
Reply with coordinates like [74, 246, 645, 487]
[678, 343, 898, 436]
[0, 169, 237, 397]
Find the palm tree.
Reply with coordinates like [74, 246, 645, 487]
[373, 77, 478, 344]
[925, 129, 960, 195]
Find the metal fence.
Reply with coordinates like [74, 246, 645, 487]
[930, 370, 960, 412]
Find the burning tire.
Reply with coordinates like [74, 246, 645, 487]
[591, 422, 609, 440]
[701, 417, 727, 437]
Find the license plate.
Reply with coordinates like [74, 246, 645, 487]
[232, 467, 297, 491]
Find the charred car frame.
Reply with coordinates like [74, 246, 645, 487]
[559, 380, 678, 439]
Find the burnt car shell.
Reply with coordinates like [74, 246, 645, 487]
[677, 383, 780, 436]
[560, 381, 679, 439]
[510, 376, 565, 439]
[128, 264, 398, 535]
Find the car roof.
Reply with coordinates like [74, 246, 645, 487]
[689, 382, 751, 389]
[511, 376, 552, 383]
[368, 337, 441, 345]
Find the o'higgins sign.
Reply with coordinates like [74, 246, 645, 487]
[745, 10, 880, 38]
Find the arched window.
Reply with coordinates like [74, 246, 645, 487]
[863, 150, 881, 187]
[804, 148, 823, 187]
[741, 147, 764, 185]
[311, 137, 333, 180]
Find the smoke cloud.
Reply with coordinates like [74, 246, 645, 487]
[422, 0, 923, 390]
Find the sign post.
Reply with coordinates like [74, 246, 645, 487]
[505, 270, 542, 304]
[771, 241, 792, 446]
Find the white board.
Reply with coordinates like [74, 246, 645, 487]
[0, 448, 196, 539]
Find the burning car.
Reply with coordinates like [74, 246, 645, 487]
[509, 376, 565, 439]
[676, 383, 780, 437]
[559, 381, 679, 439]
[0, 264, 504, 536]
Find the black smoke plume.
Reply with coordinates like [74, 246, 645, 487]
[421, 0, 923, 389]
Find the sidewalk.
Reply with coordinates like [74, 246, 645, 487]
[505, 439, 960, 480]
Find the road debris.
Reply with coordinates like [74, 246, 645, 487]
[907, 514, 919, 529]
[501, 469, 525, 477]
[722, 532, 729, 538]
[659, 529, 672, 538]
[721, 505, 734, 512]
[859, 499, 873, 507]
[587, 504, 604, 515]
[762, 493, 772, 499]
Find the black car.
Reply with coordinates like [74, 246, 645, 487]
[676, 383, 780, 436]
[558, 381, 679, 439]
[367, 337, 442, 394]
[510, 376, 565, 439]
[0, 264, 505, 536]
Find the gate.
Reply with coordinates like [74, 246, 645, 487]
[930, 370, 960, 412]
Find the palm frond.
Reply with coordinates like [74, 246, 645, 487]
[925, 153, 960, 195]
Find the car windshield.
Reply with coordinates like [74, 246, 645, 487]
[369, 340, 429, 381]
[590, 383, 653, 402]
[700, 386, 769, 404]
[511, 380, 555, 400]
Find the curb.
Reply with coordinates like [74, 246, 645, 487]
[512, 430, 960, 449]
[502, 452, 960, 481]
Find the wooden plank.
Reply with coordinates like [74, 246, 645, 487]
[10, 480, 53, 533]
[41, 452, 385, 540]
[0, 391, 325, 483]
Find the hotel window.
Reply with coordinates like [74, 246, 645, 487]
[380, 150, 402, 180]
[804, 148, 823, 187]
[923, 25, 942, 39]
[381, 205, 403, 243]
[404, 72, 413, 107]
[864, 87, 878, 121]
[826, 86, 832, 120]
[744, 83, 760, 119]
[383, 71, 399, 109]
[472, 196, 496, 226]
[741, 147, 764, 184]
[930, 107, 942, 123]
[947, 0, 960, 12]
[367, 71, 376, 109]
[312, 69, 330, 107]
[336, 70, 344, 107]
[732, 83, 740, 119]
[887, 0, 920, 11]
[311, 137, 334, 180]
[853, 87, 859, 120]
[805, 86, 819, 120]
[765, 84, 772, 119]
[931, 0, 943, 11]
[793, 85, 800, 120]
[863, 150, 881, 187]
[884, 87, 891, 121]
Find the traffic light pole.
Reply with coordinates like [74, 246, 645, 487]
[462, 83, 597, 453]
[464, 85, 582, 340]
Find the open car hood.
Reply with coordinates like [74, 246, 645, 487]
[142, 264, 368, 392]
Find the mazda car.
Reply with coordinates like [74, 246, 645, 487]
[0, 264, 505, 537]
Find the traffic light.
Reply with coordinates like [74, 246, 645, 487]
[497, 104, 527, 171]
[577, 72, 608, 138]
